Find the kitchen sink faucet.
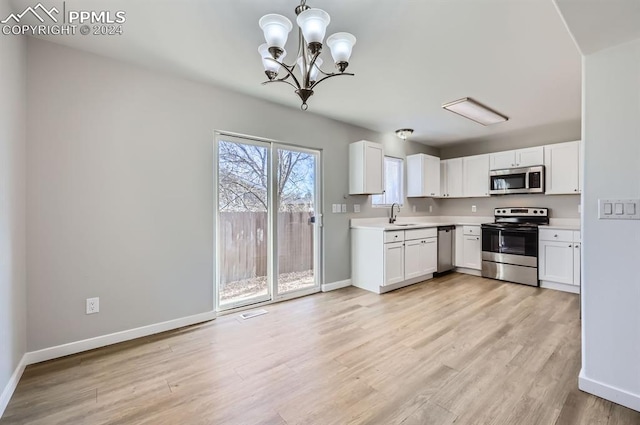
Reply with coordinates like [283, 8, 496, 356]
[389, 203, 400, 224]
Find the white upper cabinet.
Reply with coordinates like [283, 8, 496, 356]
[544, 141, 581, 195]
[462, 154, 490, 197]
[440, 158, 463, 198]
[407, 153, 441, 197]
[489, 146, 544, 170]
[349, 140, 384, 195]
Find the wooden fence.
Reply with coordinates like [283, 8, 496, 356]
[219, 211, 314, 282]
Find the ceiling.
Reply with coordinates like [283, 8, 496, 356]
[9, 0, 582, 146]
[555, 0, 640, 55]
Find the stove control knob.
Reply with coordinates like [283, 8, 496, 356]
[533, 210, 538, 214]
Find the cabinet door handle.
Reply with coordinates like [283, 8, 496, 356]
[575, 245, 579, 249]
[569, 244, 572, 247]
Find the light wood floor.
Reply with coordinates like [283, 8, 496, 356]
[3, 273, 640, 425]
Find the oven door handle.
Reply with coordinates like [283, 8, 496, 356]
[484, 226, 537, 233]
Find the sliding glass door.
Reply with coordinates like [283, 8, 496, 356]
[217, 138, 272, 309]
[215, 134, 321, 311]
[275, 146, 319, 296]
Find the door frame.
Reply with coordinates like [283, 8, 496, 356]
[213, 131, 323, 312]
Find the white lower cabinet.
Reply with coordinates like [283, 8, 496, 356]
[573, 242, 581, 286]
[462, 235, 482, 269]
[384, 241, 405, 285]
[352, 227, 437, 294]
[455, 225, 482, 272]
[539, 228, 581, 293]
[404, 237, 437, 279]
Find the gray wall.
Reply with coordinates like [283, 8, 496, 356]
[439, 120, 581, 159]
[439, 194, 580, 218]
[25, 38, 389, 351]
[0, 3, 27, 404]
[581, 38, 640, 405]
[435, 120, 582, 219]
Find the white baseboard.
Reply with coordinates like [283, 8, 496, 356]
[455, 267, 482, 277]
[0, 354, 27, 418]
[24, 310, 216, 365]
[322, 279, 351, 292]
[579, 369, 640, 412]
[541, 280, 580, 294]
[379, 274, 433, 294]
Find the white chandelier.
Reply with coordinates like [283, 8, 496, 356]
[258, 0, 356, 110]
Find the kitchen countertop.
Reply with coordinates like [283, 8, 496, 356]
[350, 216, 491, 231]
[351, 216, 581, 231]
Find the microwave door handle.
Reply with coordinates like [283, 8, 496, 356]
[524, 171, 530, 189]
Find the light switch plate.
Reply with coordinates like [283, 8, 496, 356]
[598, 199, 640, 220]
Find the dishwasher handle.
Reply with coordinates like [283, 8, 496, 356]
[437, 225, 456, 232]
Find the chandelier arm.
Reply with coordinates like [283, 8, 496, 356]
[265, 58, 303, 89]
[309, 72, 355, 90]
[261, 79, 299, 90]
[308, 50, 321, 72]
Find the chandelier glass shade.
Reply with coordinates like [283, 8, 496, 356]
[258, 0, 356, 110]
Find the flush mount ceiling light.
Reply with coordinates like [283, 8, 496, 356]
[395, 128, 414, 141]
[442, 97, 508, 126]
[258, 0, 356, 110]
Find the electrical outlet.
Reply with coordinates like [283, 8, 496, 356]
[472, 205, 477, 213]
[354, 204, 360, 213]
[429, 205, 433, 213]
[341, 204, 347, 213]
[86, 297, 99, 314]
[412, 205, 416, 213]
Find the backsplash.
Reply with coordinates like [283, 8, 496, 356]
[437, 194, 580, 218]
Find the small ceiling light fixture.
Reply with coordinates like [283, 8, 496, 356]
[395, 128, 414, 141]
[442, 97, 508, 126]
[258, 0, 357, 110]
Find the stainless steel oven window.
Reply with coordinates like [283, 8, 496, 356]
[481, 228, 538, 257]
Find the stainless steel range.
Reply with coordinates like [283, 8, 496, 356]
[481, 207, 549, 286]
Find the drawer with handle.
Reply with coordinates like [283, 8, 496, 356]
[405, 228, 437, 240]
[462, 225, 481, 236]
[384, 230, 405, 243]
[539, 228, 575, 242]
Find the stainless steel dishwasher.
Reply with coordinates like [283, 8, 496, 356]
[437, 225, 455, 273]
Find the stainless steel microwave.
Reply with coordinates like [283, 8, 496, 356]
[489, 165, 544, 195]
